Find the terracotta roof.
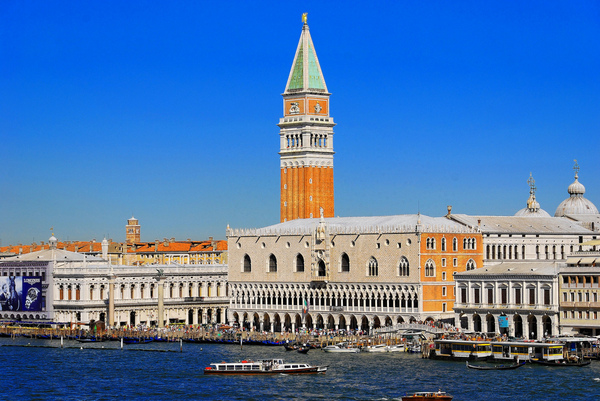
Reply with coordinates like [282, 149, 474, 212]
[1, 238, 227, 256]
[130, 239, 227, 254]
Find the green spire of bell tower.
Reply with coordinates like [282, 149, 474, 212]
[284, 18, 328, 94]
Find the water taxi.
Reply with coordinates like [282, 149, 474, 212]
[203, 359, 328, 375]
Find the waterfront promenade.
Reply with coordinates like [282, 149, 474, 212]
[0, 324, 415, 348]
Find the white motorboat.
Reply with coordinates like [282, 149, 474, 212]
[363, 343, 406, 353]
[386, 344, 406, 352]
[322, 342, 361, 353]
[363, 343, 388, 353]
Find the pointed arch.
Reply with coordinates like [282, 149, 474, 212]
[296, 254, 305, 272]
[367, 257, 378, 276]
[398, 256, 409, 276]
[425, 259, 436, 277]
[269, 254, 277, 273]
[341, 253, 350, 272]
[243, 254, 252, 272]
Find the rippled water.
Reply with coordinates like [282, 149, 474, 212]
[2, 337, 600, 400]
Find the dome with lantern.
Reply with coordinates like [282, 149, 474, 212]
[515, 173, 550, 217]
[555, 161, 599, 217]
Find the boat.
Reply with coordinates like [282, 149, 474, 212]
[322, 342, 361, 353]
[430, 339, 492, 360]
[122, 337, 154, 345]
[76, 337, 103, 343]
[297, 345, 310, 354]
[386, 344, 406, 352]
[363, 343, 406, 353]
[203, 359, 328, 375]
[402, 391, 453, 400]
[283, 343, 298, 351]
[532, 359, 591, 367]
[466, 360, 527, 370]
[363, 343, 389, 353]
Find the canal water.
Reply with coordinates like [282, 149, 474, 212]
[2, 337, 600, 400]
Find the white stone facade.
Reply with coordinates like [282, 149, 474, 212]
[453, 261, 560, 340]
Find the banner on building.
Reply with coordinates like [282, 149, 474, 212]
[0, 276, 43, 312]
[498, 315, 509, 328]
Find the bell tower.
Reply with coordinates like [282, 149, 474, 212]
[279, 14, 335, 222]
[126, 216, 140, 244]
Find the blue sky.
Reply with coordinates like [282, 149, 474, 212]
[1, 1, 599, 246]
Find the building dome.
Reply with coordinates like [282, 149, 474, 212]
[49, 234, 58, 249]
[515, 173, 551, 217]
[555, 161, 599, 217]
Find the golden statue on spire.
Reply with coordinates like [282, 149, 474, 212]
[302, 13, 308, 24]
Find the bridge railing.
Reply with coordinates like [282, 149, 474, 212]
[373, 323, 446, 335]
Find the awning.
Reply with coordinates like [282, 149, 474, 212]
[581, 239, 600, 246]
[579, 257, 597, 265]
[566, 257, 581, 265]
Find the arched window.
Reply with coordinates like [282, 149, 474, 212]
[269, 254, 277, 273]
[466, 259, 476, 271]
[368, 257, 378, 276]
[59, 285, 64, 300]
[89, 285, 93, 300]
[296, 254, 304, 272]
[318, 260, 326, 276]
[243, 254, 251, 272]
[341, 253, 350, 272]
[452, 237, 458, 252]
[463, 238, 467, 249]
[425, 259, 435, 277]
[441, 237, 447, 252]
[426, 238, 436, 250]
[399, 257, 409, 276]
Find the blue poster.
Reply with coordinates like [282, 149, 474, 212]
[22, 276, 43, 311]
[0, 276, 42, 312]
[498, 315, 509, 328]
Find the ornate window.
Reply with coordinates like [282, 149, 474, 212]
[243, 254, 251, 272]
[426, 237, 436, 250]
[368, 257, 378, 276]
[425, 259, 435, 277]
[296, 254, 305, 272]
[466, 259, 476, 271]
[441, 237, 447, 252]
[398, 257, 409, 276]
[269, 254, 277, 273]
[341, 253, 350, 272]
[452, 237, 458, 252]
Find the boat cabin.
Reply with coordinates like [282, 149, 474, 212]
[491, 342, 563, 361]
[432, 340, 492, 360]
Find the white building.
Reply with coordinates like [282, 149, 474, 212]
[0, 235, 228, 326]
[453, 261, 559, 340]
